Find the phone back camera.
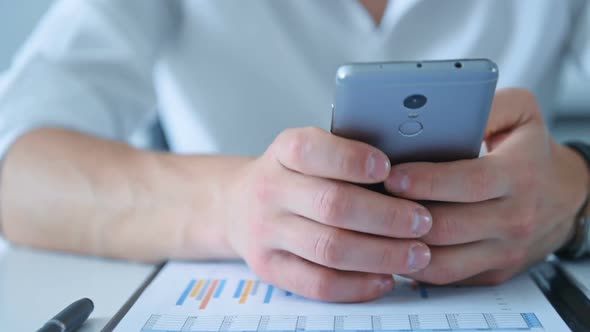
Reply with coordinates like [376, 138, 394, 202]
[403, 94, 427, 109]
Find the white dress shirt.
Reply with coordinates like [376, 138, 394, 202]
[1, 0, 589, 158]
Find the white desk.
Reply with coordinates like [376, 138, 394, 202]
[0, 238, 154, 331]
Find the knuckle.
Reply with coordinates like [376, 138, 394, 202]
[283, 129, 311, 167]
[302, 126, 325, 136]
[334, 145, 367, 177]
[430, 214, 459, 244]
[508, 205, 536, 238]
[274, 128, 296, 150]
[376, 245, 398, 271]
[376, 205, 401, 236]
[333, 149, 357, 176]
[314, 182, 349, 224]
[425, 170, 441, 198]
[247, 251, 274, 281]
[305, 270, 336, 300]
[313, 229, 344, 266]
[466, 164, 492, 201]
[516, 89, 539, 108]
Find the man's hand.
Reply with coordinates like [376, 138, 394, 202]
[385, 88, 590, 285]
[2, 126, 432, 303]
[225, 127, 433, 302]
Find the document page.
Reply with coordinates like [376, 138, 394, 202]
[113, 262, 569, 331]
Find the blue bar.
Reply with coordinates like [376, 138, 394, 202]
[214, 280, 226, 298]
[285, 291, 293, 297]
[419, 284, 428, 299]
[264, 285, 274, 304]
[251, 280, 261, 296]
[176, 279, 196, 306]
[196, 280, 211, 301]
[234, 280, 245, 298]
[522, 313, 542, 328]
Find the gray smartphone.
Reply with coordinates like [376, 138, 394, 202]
[331, 59, 498, 164]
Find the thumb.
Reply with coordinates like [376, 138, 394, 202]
[484, 89, 544, 150]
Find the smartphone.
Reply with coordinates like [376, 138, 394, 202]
[331, 59, 498, 164]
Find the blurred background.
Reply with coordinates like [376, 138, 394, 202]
[0, 1, 588, 141]
[0, 1, 54, 71]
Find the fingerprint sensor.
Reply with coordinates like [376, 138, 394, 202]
[399, 120, 423, 137]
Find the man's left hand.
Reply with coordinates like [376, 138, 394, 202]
[384, 88, 589, 285]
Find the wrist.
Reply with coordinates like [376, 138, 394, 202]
[154, 153, 250, 260]
[555, 142, 590, 258]
[557, 141, 589, 213]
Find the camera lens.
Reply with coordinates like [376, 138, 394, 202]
[403, 94, 427, 109]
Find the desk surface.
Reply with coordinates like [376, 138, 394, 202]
[0, 238, 154, 331]
[2, 243, 590, 332]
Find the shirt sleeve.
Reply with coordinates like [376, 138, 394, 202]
[0, 0, 181, 159]
[553, 0, 590, 118]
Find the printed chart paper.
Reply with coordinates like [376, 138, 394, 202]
[113, 262, 570, 331]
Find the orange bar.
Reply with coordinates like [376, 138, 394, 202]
[239, 280, 254, 304]
[199, 279, 219, 310]
[190, 280, 205, 298]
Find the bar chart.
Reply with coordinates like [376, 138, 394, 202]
[177, 279, 228, 309]
[176, 278, 426, 310]
[111, 263, 570, 332]
[177, 278, 297, 309]
[141, 312, 544, 331]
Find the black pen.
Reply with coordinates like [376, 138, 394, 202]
[37, 298, 94, 332]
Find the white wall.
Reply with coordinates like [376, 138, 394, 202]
[0, 1, 54, 71]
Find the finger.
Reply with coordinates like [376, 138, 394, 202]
[457, 221, 570, 286]
[405, 241, 508, 285]
[276, 215, 431, 274]
[272, 127, 391, 183]
[283, 172, 432, 238]
[456, 269, 518, 286]
[261, 250, 395, 302]
[384, 155, 511, 203]
[421, 200, 509, 245]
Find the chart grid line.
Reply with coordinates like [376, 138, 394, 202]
[139, 313, 545, 332]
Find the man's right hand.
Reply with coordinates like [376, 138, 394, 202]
[224, 127, 432, 302]
[1, 127, 432, 303]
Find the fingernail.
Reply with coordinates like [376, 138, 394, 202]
[412, 207, 433, 236]
[386, 168, 409, 193]
[368, 152, 390, 180]
[408, 243, 431, 272]
[375, 275, 395, 292]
